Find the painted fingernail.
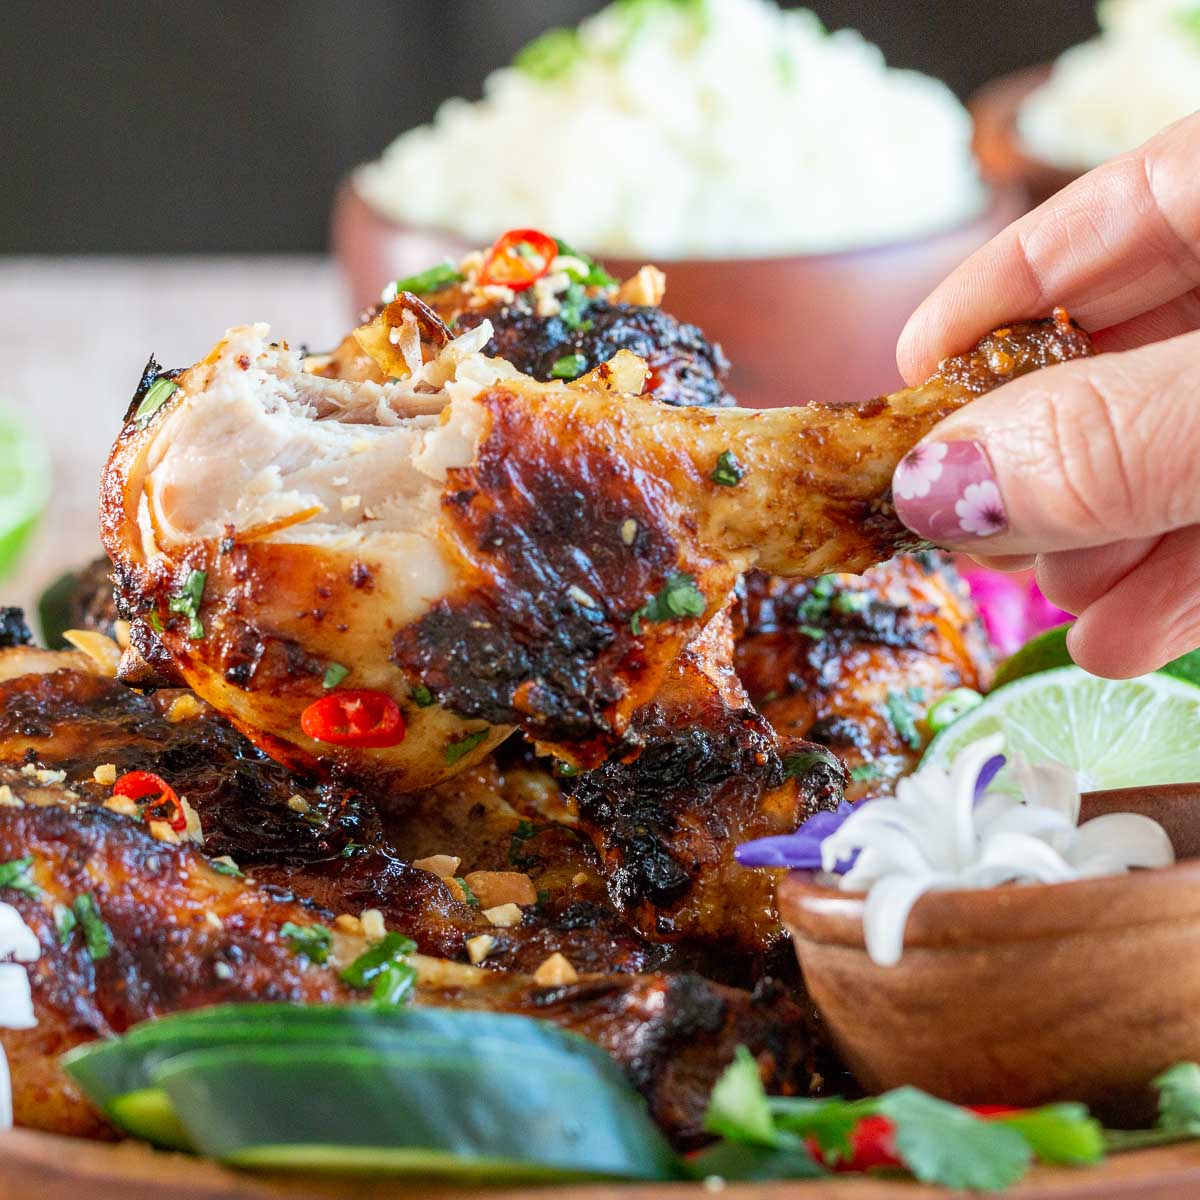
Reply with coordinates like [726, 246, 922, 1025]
[892, 440, 1008, 543]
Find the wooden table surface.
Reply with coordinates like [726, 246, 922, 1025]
[0, 256, 352, 618]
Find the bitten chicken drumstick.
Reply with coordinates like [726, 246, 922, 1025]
[101, 308, 1091, 787]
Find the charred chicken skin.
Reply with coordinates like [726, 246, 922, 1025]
[100, 283, 1091, 785]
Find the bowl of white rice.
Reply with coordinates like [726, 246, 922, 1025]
[972, 0, 1200, 206]
[334, 0, 1024, 406]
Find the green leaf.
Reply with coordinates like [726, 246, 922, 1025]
[445, 728, 489, 765]
[322, 662, 349, 689]
[550, 353, 587, 380]
[167, 569, 207, 640]
[134, 376, 179, 425]
[683, 1139, 825, 1181]
[704, 1046, 777, 1145]
[514, 26, 582, 80]
[631, 572, 707, 634]
[387, 262, 464, 297]
[1155, 1063, 1200, 1132]
[885, 690, 922, 750]
[0, 854, 38, 899]
[878, 1087, 1032, 1191]
[711, 450, 745, 487]
[72, 893, 113, 961]
[339, 931, 418, 986]
[994, 1103, 1104, 1166]
[279, 921, 333, 965]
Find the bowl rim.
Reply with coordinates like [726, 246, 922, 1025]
[337, 173, 1028, 269]
[778, 781, 1200, 951]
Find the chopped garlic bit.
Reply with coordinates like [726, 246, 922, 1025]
[412, 854, 462, 879]
[213, 961, 235, 981]
[465, 934, 495, 965]
[464, 871, 537, 910]
[180, 797, 204, 845]
[21, 765, 65, 786]
[112, 619, 132, 650]
[335, 913, 364, 935]
[566, 584, 597, 609]
[166, 693, 205, 723]
[63, 629, 122, 677]
[340, 494, 361, 511]
[287, 795, 311, 815]
[147, 819, 181, 845]
[533, 952, 578, 987]
[0, 787, 21, 810]
[360, 908, 387, 942]
[103, 796, 139, 819]
[571, 871, 589, 887]
[616, 264, 667, 307]
[620, 518, 638, 546]
[204, 911, 223, 930]
[92, 764, 118, 786]
[483, 903, 523, 929]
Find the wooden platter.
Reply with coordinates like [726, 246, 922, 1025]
[3, 1130, 1200, 1200]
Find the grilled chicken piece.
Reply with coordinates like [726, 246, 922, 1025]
[570, 609, 845, 961]
[101, 313, 1091, 785]
[0, 781, 816, 1147]
[735, 552, 994, 800]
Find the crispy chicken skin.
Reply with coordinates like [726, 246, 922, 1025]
[101, 313, 1091, 786]
[735, 552, 994, 799]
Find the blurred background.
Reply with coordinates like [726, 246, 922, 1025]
[1, 1, 1095, 255]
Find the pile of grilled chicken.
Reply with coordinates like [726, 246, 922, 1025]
[1, 244, 1092, 1146]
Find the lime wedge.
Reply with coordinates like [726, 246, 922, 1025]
[992, 623, 1200, 693]
[922, 667, 1200, 792]
[0, 408, 50, 582]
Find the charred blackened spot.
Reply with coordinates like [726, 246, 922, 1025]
[348, 562, 373, 590]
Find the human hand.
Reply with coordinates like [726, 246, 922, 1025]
[890, 113, 1200, 679]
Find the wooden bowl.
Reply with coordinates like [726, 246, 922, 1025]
[969, 66, 1081, 208]
[331, 180, 1028, 409]
[778, 783, 1200, 1125]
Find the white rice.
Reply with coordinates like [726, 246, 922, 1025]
[1018, 0, 1200, 171]
[355, 0, 986, 259]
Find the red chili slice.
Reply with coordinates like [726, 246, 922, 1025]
[300, 690, 406, 748]
[810, 1114, 902, 1173]
[113, 770, 186, 832]
[477, 229, 557, 292]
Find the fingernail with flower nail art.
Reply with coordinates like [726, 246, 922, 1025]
[892, 440, 1008, 544]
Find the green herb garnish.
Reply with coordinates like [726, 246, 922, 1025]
[797, 575, 837, 623]
[711, 450, 745, 487]
[455, 876, 479, 907]
[832, 590, 869, 615]
[849, 762, 882, 782]
[208, 856, 244, 878]
[799, 624, 825, 641]
[322, 662, 349, 689]
[514, 26, 582, 81]
[147, 611, 164, 635]
[0, 854, 38, 899]
[134, 377, 178, 425]
[558, 283, 593, 331]
[387, 262, 464, 296]
[340, 931, 418, 1007]
[72, 893, 113, 961]
[411, 683, 435, 707]
[280, 921, 333, 965]
[168, 569, 207, 640]
[553, 239, 617, 288]
[508, 819, 544, 867]
[445, 728, 489, 764]
[53, 903, 77, 946]
[631, 572, 706, 634]
[340, 842, 366, 858]
[550, 353, 588, 380]
[885, 690, 922, 750]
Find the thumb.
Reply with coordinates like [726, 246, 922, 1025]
[891, 330, 1200, 557]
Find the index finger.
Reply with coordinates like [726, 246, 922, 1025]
[897, 112, 1200, 386]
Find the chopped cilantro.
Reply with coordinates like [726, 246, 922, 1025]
[454, 876, 479, 907]
[885, 690, 922, 750]
[340, 930, 418, 1008]
[797, 575, 837, 623]
[849, 762, 882, 782]
[168, 569, 207, 640]
[280, 921, 332, 965]
[387, 261, 464, 296]
[514, 26, 582, 80]
[631, 572, 707, 634]
[711, 450, 746, 486]
[0, 854, 38, 899]
[553, 238, 617, 288]
[72, 893, 113, 961]
[134, 376, 178, 425]
[322, 662, 349, 689]
[550, 352, 588, 380]
[445, 728, 489, 764]
[411, 683, 435, 707]
[832, 590, 869, 615]
[799, 624, 825, 641]
[53, 903, 77, 946]
[208, 856, 243, 878]
[558, 282, 593, 331]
